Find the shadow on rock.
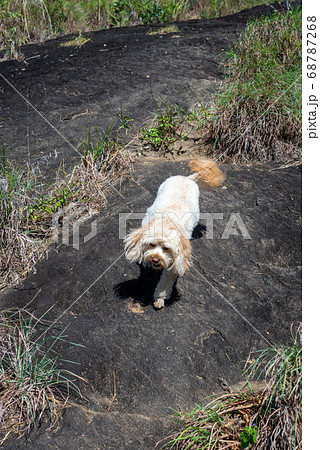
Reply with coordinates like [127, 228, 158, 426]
[114, 264, 181, 308]
[192, 223, 206, 240]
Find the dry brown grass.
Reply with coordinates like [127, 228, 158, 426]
[162, 391, 263, 449]
[163, 324, 302, 449]
[0, 135, 132, 291]
[205, 7, 302, 163]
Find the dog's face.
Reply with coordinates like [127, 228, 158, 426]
[141, 238, 175, 271]
[124, 218, 191, 276]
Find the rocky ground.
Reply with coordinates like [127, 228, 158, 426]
[0, 3, 301, 449]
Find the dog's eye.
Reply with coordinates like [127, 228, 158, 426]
[149, 243, 156, 247]
[163, 246, 169, 251]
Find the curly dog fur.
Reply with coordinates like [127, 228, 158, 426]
[124, 159, 225, 309]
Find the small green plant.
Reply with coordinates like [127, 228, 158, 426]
[118, 112, 134, 134]
[185, 103, 215, 131]
[138, 0, 165, 24]
[28, 186, 75, 222]
[240, 425, 257, 448]
[0, 144, 44, 288]
[165, 388, 262, 449]
[110, 0, 132, 27]
[0, 308, 85, 444]
[82, 126, 114, 163]
[140, 105, 187, 152]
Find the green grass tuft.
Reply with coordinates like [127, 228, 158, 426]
[0, 308, 86, 444]
[207, 7, 302, 162]
[163, 323, 302, 449]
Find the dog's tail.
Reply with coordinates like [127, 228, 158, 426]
[188, 159, 226, 188]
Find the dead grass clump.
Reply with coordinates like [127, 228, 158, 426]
[0, 131, 132, 290]
[208, 7, 302, 163]
[147, 24, 180, 35]
[59, 33, 92, 47]
[80, 127, 133, 185]
[163, 391, 263, 449]
[163, 323, 302, 449]
[0, 152, 46, 289]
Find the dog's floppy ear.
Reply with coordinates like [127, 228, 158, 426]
[174, 233, 192, 276]
[124, 224, 149, 263]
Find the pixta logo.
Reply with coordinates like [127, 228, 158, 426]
[52, 204, 97, 250]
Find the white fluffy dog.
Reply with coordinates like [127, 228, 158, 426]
[124, 159, 225, 309]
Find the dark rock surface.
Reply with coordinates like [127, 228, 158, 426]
[1, 159, 301, 449]
[1, 2, 291, 178]
[0, 2, 301, 448]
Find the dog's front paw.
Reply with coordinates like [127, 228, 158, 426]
[153, 298, 165, 309]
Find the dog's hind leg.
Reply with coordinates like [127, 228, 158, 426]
[153, 270, 177, 309]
